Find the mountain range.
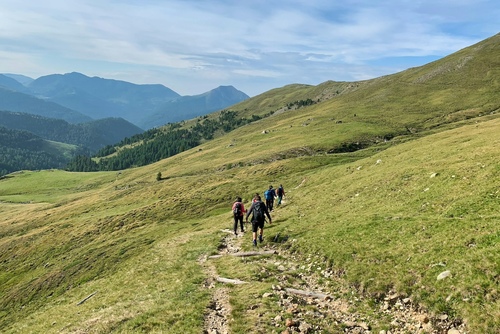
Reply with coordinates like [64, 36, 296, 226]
[0, 72, 249, 129]
[0, 72, 249, 175]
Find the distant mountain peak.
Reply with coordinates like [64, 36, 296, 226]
[2, 71, 250, 129]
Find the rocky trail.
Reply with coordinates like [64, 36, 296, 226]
[199, 227, 467, 334]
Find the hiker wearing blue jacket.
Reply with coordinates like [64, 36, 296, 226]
[264, 185, 276, 211]
[246, 194, 272, 246]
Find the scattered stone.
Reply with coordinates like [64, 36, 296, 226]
[385, 293, 400, 303]
[437, 270, 451, 280]
[202, 223, 468, 334]
[216, 276, 247, 285]
[359, 322, 370, 330]
[298, 321, 312, 333]
[415, 314, 429, 324]
[344, 320, 357, 328]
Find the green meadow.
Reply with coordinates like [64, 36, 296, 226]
[1, 34, 499, 333]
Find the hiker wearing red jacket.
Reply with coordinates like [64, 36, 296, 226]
[232, 197, 246, 235]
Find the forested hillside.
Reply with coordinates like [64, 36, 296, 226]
[0, 111, 142, 150]
[0, 111, 144, 176]
[0, 127, 81, 176]
[67, 110, 258, 171]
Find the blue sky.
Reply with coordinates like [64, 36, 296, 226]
[0, 0, 498, 96]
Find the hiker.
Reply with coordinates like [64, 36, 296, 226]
[232, 197, 246, 235]
[264, 185, 276, 211]
[246, 194, 272, 246]
[276, 184, 285, 206]
[252, 192, 260, 203]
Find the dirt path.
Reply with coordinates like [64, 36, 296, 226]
[199, 228, 467, 333]
[199, 230, 245, 334]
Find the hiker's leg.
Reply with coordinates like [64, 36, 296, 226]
[233, 216, 238, 234]
[258, 221, 264, 242]
[251, 221, 258, 245]
[239, 216, 245, 232]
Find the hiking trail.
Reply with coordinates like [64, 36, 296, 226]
[199, 221, 467, 333]
[199, 230, 245, 334]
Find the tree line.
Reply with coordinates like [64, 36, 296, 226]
[66, 110, 260, 172]
[0, 126, 75, 176]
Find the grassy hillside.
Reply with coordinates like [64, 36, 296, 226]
[138, 33, 499, 168]
[0, 34, 499, 333]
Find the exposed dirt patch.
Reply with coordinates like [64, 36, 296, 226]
[199, 231, 245, 333]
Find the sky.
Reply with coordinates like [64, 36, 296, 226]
[0, 1, 498, 97]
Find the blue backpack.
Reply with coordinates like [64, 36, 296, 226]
[264, 190, 273, 200]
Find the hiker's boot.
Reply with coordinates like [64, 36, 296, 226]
[253, 239, 257, 247]
[259, 235, 263, 243]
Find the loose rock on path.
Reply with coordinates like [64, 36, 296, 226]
[199, 229, 467, 333]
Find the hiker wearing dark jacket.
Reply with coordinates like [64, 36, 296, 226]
[232, 197, 246, 235]
[276, 184, 285, 206]
[245, 194, 272, 246]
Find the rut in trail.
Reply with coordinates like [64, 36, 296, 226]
[199, 230, 245, 334]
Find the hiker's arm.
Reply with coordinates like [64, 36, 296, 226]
[266, 210, 272, 223]
[245, 203, 253, 221]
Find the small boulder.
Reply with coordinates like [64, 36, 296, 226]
[437, 270, 451, 280]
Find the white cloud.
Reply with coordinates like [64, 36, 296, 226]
[0, 0, 498, 96]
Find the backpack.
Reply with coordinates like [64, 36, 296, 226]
[233, 202, 242, 216]
[277, 187, 284, 196]
[264, 190, 273, 200]
[252, 201, 265, 221]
